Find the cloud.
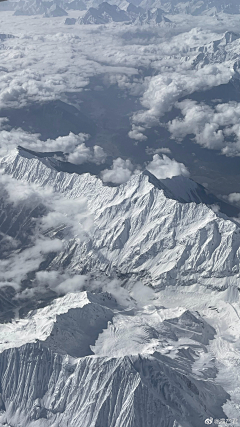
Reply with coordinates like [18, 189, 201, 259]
[128, 125, 147, 141]
[31, 272, 154, 308]
[0, 128, 107, 164]
[146, 154, 189, 179]
[35, 270, 88, 295]
[168, 99, 240, 156]
[0, 172, 92, 291]
[226, 193, 240, 205]
[0, 13, 234, 138]
[132, 64, 233, 129]
[0, 24, 139, 110]
[67, 143, 107, 165]
[145, 146, 171, 155]
[0, 237, 63, 291]
[130, 281, 154, 308]
[0, 13, 236, 164]
[90, 278, 154, 308]
[101, 157, 137, 184]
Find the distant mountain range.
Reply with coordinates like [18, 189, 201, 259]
[5, 0, 240, 20]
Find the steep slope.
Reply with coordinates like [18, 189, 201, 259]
[44, 4, 68, 15]
[0, 290, 229, 427]
[0, 343, 228, 427]
[0, 148, 239, 425]
[14, 0, 53, 15]
[142, 0, 240, 14]
[1, 148, 240, 290]
[136, 8, 171, 24]
[79, 2, 131, 24]
[150, 173, 240, 217]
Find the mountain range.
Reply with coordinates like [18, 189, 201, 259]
[0, 145, 238, 425]
[7, 0, 240, 19]
[0, 3, 240, 426]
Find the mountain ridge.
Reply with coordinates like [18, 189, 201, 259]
[1, 148, 240, 290]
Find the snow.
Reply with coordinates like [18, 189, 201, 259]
[0, 289, 230, 427]
[0, 148, 239, 424]
[79, 2, 131, 23]
[0, 292, 115, 356]
[0, 4, 240, 426]
[2, 149, 240, 290]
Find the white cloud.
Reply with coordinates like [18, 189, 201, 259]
[101, 157, 137, 184]
[0, 129, 89, 155]
[128, 125, 147, 141]
[35, 270, 88, 295]
[168, 100, 240, 156]
[0, 172, 92, 290]
[0, 128, 107, 164]
[145, 146, 171, 155]
[0, 21, 139, 110]
[0, 237, 63, 290]
[146, 154, 189, 179]
[0, 13, 236, 164]
[227, 193, 240, 205]
[132, 64, 233, 128]
[67, 143, 107, 165]
[0, 13, 234, 135]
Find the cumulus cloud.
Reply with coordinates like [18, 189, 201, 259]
[128, 125, 147, 141]
[145, 146, 171, 155]
[67, 143, 107, 165]
[0, 13, 235, 141]
[101, 157, 137, 184]
[0, 129, 107, 164]
[168, 100, 240, 156]
[132, 64, 233, 128]
[0, 24, 139, 110]
[146, 154, 189, 179]
[226, 193, 240, 205]
[0, 12, 236, 165]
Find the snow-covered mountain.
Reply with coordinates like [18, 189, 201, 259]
[79, 2, 131, 24]
[13, 0, 69, 15]
[0, 147, 239, 425]
[8, 0, 240, 17]
[0, 291, 229, 427]
[139, 0, 240, 14]
[44, 3, 68, 15]
[78, 1, 172, 24]
[191, 31, 240, 69]
[64, 0, 86, 9]
[1, 147, 240, 291]
[2, 4, 240, 425]
[135, 7, 171, 24]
